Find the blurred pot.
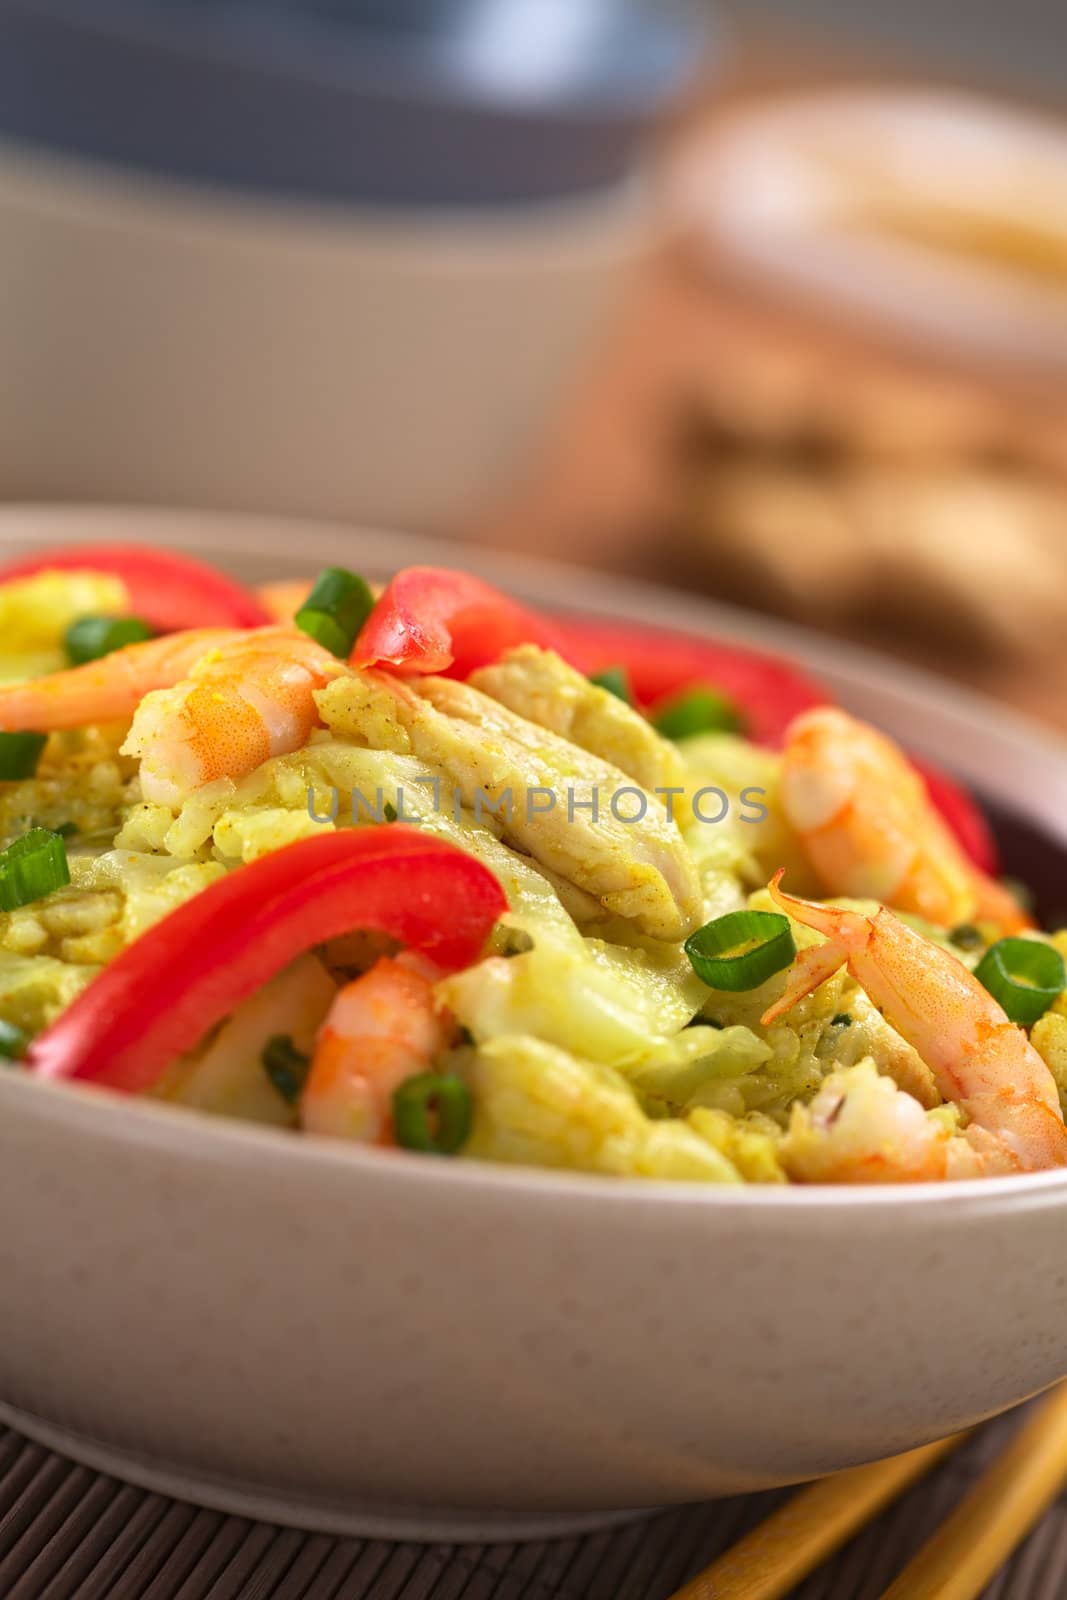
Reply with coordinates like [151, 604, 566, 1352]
[0, 0, 717, 532]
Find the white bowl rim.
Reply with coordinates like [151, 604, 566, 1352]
[5, 1065, 1067, 1217]
[4, 501, 1067, 1214]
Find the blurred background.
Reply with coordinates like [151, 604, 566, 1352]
[0, 0, 1065, 724]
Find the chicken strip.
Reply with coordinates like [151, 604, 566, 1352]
[316, 671, 702, 942]
[469, 646, 688, 796]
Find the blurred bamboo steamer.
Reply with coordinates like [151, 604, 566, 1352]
[676, 279, 1067, 660]
[668, 86, 1067, 664]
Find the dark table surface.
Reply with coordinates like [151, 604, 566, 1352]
[1, 1398, 1065, 1600]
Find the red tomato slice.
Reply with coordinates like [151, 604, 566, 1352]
[913, 758, 1000, 876]
[27, 827, 507, 1095]
[353, 567, 573, 678]
[0, 543, 270, 631]
[354, 567, 827, 746]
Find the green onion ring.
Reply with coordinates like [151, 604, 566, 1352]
[974, 937, 1065, 1027]
[0, 827, 71, 912]
[261, 1034, 312, 1104]
[393, 1071, 472, 1155]
[0, 1019, 28, 1061]
[65, 614, 154, 666]
[588, 665, 632, 704]
[685, 909, 797, 992]
[0, 732, 48, 782]
[653, 685, 745, 740]
[295, 568, 376, 659]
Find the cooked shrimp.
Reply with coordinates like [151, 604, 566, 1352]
[781, 706, 1030, 932]
[0, 628, 237, 731]
[779, 1061, 1023, 1183]
[301, 955, 454, 1143]
[123, 627, 348, 805]
[763, 872, 1067, 1172]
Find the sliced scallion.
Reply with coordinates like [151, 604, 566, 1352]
[295, 568, 376, 659]
[588, 665, 632, 704]
[653, 686, 745, 740]
[26, 818, 78, 840]
[950, 923, 985, 952]
[0, 732, 48, 782]
[261, 1035, 311, 1104]
[393, 1071, 472, 1155]
[0, 1019, 28, 1060]
[65, 614, 154, 666]
[685, 909, 796, 992]
[974, 937, 1065, 1027]
[0, 827, 71, 912]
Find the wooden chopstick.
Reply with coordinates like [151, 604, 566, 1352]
[670, 1381, 1067, 1600]
[666, 1431, 969, 1600]
[877, 1380, 1067, 1600]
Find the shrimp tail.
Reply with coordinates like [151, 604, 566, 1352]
[762, 939, 846, 1025]
[766, 870, 873, 948]
[762, 871, 875, 1025]
[0, 628, 237, 732]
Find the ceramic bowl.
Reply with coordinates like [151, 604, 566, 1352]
[2, 506, 1067, 1543]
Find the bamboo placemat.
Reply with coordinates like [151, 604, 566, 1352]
[0, 1400, 1063, 1600]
